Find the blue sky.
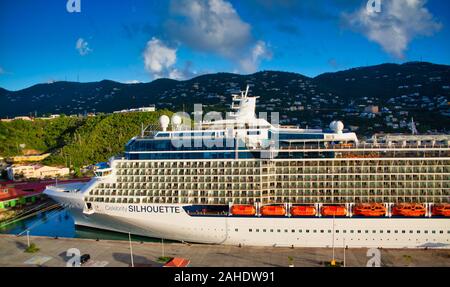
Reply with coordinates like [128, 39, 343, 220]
[0, 0, 449, 91]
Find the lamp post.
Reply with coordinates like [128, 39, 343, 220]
[343, 238, 346, 267]
[162, 238, 165, 258]
[129, 232, 134, 267]
[26, 230, 30, 248]
[331, 213, 336, 266]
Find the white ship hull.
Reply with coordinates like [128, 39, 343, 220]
[46, 190, 450, 249]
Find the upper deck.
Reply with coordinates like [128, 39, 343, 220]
[122, 86, 449, 160]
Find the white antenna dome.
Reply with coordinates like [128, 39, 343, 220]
[159, 115, 170, 131]
[330, 121, 344, 134]
[172, 114, 182, 127]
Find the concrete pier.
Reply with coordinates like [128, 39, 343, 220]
[0, 234, 449, 267]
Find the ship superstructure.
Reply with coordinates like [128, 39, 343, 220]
[44, 86, 450, 248]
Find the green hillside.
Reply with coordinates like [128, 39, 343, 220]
[0, 110, 171, 169]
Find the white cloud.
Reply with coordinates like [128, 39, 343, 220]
[343, 0, 441, 58]
[143, 37, 177, 79]
[76, 38, 93, 56]
[239, 41, 272, 73]
[166, 0, 271, 73]
[168, 0, 252, 57]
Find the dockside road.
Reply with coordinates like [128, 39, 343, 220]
[0, 234, 449, 267]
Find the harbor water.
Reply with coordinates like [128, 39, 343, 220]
[0, 207, 161, 243]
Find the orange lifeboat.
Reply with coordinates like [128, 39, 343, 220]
[290, 205, 316, 216]
[392, 203, 426, 217]
[432, 204, 450, 217]
[231, 205, 256, 216]
[353, 203, 386, 217]
[260, 205, 286, 216]
[321, 205, 347, 217]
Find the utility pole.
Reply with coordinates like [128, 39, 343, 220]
[129, 232, 134, 267]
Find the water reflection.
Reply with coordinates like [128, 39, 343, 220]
[0, 208, 161, 243]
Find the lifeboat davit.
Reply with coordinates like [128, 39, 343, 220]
[353, 203, 386, 217]
[321, 205, 347, 217]
[432, 204, 450, 217]
[290, 205, 316, 216]
[392, 203, 426, 217]
[260, 205, 286, 216]
[231, 205, 256, 216]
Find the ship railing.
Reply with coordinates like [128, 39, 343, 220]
[46, 185, 81, 193]
[279, 143, 450, 151]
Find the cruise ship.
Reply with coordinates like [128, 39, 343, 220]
[44, 87, 450, 248]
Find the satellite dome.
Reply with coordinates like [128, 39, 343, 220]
[172, 114, 182, 126]
[330, 121, 344, 133]
[159, 115, 170, 131]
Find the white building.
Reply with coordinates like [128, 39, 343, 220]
[113, 105, 156, 114]
[6, 164, 70, 180]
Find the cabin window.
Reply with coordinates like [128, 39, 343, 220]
[402, 230, 406, 234]
[432, 230, 436, 234]
[263, 229, 267, 233]
[270, 229, 274, 233]
[440, 230, 444, 234]
[284, 229, 288, 233]
[365, 230, 369, 234]
[249, 229, 252, 232]
[343, 230, 347, 234]
[235, 228, 238, 232]
[409, 230, 413, 234]
[350, 230, 354, 234]
[306, 229, 310, 233]
[387, 230, 391, 234]
[320, 230, 324, 233]
[256, 229, 259, 232]
[336, 230, 339, 234]
[291, 229, 295, 233]
[277, 229, 281, 233]
[357, 230, 361, 233]
[417, 230, 420, 234]
[372, 230, 376, 234]
[298, 230, 302, 233]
